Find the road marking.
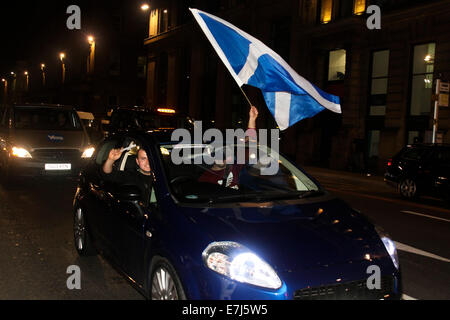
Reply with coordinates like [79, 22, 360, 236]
[394, 241, 450, 263]
[400, 210, 450, 223]
[402, 294, 418, 300]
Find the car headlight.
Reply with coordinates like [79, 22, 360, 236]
[81, 147, 95, 158]
[375, 226, 399, 270]
[12, 146, 32, 158]
[202, 241, 282, 290]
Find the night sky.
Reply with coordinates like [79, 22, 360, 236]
[0, 1, 70, 71]
[0, 0, 145, 77]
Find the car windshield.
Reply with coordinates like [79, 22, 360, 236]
[14, 107, 82, 131]
[159, 143, 321, 204]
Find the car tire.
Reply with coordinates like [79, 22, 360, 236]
[73, 206, 97, 256]
[399, 178, 419, 200]
[149, 256, 186, 300]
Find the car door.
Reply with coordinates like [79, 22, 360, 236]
[430, 147, 450, 198]
[82, 137, 123, 252]
[110, 142, 155, 284]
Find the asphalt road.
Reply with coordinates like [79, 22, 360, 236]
[0, 178, 143, 300]
[0, 168, 448, 300]
[305, 166, 450, 300]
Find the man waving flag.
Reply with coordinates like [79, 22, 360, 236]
[190, 8, 341, 130]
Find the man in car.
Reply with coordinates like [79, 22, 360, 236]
[102, 146, 153, 205]
[198, 106, 258, 189]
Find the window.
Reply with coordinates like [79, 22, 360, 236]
[149, 9, 159, 36]
[410, 43, 435, 116]
[353, 0, 366, 15]
[328, 49, 346, 81]
[369, 50, 389, 116]
[148, 8, 170, 36]
[407, 131, 420, 144]
[402, 147, 427, 160]
[137, 56, 147, 79]
[368, 130, 380, 157]
[96, 138, 121, 166]
[320, 0, 333, 24]
[339, 0, 353, 18]
[160, 9, 169, 33]
[109, 51, 121, 76]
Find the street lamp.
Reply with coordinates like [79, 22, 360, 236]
[141, 3, 150, 11]
[87, 35, 95, 74]
[60, 53, 66, 84]
[10, 72, 16, 96]
[1, 78, 7, 104]
[41, 63, 46, 87]
[24, 71, 29, 91]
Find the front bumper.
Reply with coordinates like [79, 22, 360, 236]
[187, 261, 401, 300]
[7, 156, 89, 178]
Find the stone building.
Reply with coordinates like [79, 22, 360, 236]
[144, 0, 450, 172]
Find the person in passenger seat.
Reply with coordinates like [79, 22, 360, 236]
[197, 106, 258, 190]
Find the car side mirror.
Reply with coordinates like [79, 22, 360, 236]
[117, 185, 142, 202]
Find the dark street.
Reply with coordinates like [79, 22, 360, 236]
[0, 168, 448, 299]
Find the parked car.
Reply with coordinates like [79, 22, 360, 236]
[384, 144, 450, 201]
[0, 104, 95, 183]
[73, 130, 401, 300]
[107, 106, 195, 134]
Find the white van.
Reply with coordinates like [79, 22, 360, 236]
[0, 104, 95, 182]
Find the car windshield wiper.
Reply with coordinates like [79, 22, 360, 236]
[209, 192, 267, 203]
[208, 190, 324, 203]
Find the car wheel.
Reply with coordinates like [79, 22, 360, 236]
[73, 206, 97, 256]
[399, 178, 419, 199]
[150, 257, 186, 300]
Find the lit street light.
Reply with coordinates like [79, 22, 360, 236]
[10, 72, 16, 96]
[24, 71, 29, 91]
[1, 78, 7, 104]
[60, 53, 66, 84]
[141, 4, 150, 11]
[87, 35, 95, 74]
[41, 63, 46, 87]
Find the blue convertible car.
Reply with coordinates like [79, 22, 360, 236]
[73, 130, 401, 300]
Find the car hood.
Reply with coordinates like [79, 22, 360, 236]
[182, 197, 385, 272]
[11, 129, 88, 151]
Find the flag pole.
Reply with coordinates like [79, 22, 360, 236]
[239, 86, 253, 108]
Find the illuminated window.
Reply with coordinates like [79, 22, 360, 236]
[410, 43, 435, 115]
[149, 9, 159, 36]
[328, 49, 346, 81]
[353, 0, 366, 15]
[320, 0, 333, 24]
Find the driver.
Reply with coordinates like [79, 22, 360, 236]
[102, 147, 153, 205]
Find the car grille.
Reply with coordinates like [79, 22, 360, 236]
[32, 149, 81, 162]
[293, 276, 396, 300]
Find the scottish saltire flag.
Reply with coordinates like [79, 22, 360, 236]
[190, 8, 341, 130]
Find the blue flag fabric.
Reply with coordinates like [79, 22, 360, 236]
[190, 8, 341, 130]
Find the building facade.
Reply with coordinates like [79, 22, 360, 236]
[144, 0, 450, 173]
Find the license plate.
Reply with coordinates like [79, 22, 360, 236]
[45, 163, 71, 171]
